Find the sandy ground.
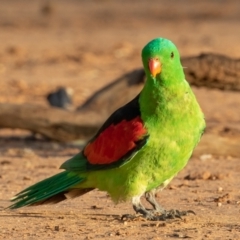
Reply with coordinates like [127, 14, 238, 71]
[0, 0, 240, 239]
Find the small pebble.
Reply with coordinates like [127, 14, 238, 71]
[200, 154, 212, 161]
[54, 226, 60, 231]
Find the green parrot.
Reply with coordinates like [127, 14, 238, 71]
[8, 38, 205, 220]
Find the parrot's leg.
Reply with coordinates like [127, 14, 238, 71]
[121, 195, 154, 220]
[132, 195, 152, 217]
[144, 177, 174, 214]
[145, 190, 165, 213]
[121, 195, 195, 221]
[145, 189, 195, 220]
[144, 178, 195, 221]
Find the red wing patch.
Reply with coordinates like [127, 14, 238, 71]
[84, 116, 147, 165]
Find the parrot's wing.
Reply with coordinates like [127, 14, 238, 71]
[60, 95, 149, 172]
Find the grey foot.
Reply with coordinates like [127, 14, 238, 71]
[153, 209, 196, 221]
[121, 209, 195, 221]
[122, 195, 157, 221]
[129, 195, 195, 221]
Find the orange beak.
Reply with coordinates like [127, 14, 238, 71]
[148, 58, 161, 77]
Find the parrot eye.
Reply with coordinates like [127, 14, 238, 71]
[170, 52, 174, 58]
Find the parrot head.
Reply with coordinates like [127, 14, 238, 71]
[141, 38, 184, 84]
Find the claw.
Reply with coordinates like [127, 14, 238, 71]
[154, 209, 196, 221]
[186, 210, 196, 215]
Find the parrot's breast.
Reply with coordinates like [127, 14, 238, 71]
[80, 81, 205, 203]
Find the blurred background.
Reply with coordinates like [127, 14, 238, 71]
[0, 0, 239, 107]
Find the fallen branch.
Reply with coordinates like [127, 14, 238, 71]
[0, 53, 239, 156]
[183, 53, 240, 90]
[77, 53, 240, 115]
[0, 103, 100, 141]
[0, 103, 240, 157]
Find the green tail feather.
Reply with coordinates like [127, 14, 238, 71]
[8, 171, 85, 209]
